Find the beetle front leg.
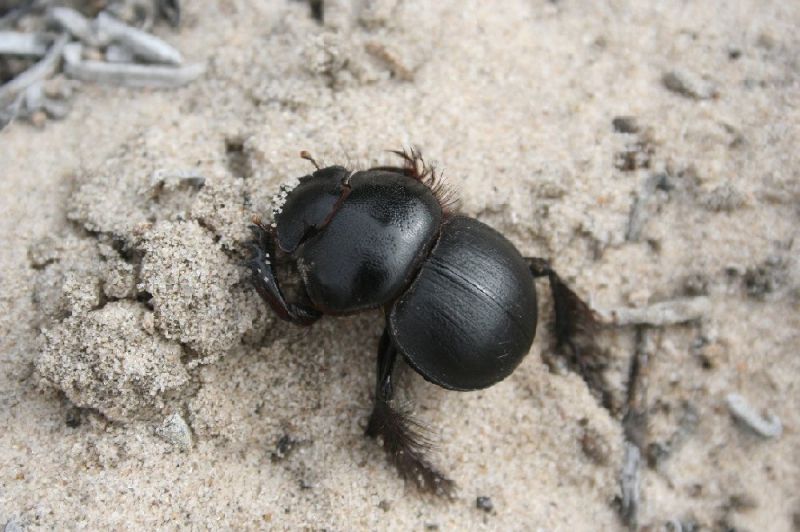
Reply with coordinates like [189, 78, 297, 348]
[365, 326, 455, 497]
[247, 223, 321, 326]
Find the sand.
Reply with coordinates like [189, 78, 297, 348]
[1, 0, 799, 530]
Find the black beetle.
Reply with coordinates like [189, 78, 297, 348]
[247, 149, 597, 496]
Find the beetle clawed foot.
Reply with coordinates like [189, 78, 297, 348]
[366, 399, 456, 498]
[245, 222, 322, 326]
[248, 222, 273, 250]
[244, 228, 270, 268]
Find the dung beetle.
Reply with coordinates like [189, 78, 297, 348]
[247, 149, 597, 496]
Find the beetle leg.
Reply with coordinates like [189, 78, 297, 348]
[527, 258, 598, 348]
[365, 326, 455, 498]
[527, 257, 610, 405]
[368, 147, 429, 181]
[247, 223, 321, 326]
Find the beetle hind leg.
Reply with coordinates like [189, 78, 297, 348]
[527, 258, 598, 348]
[527, 257, 610, 406]
[366, 326, 455, 498]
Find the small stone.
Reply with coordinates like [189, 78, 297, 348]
[29, 110, 47, 128]
[682, 273, 709, 296]
[65, 406, 82, 428]
[743, 257, 786, 299]
[756, 32, 776, 50]
[580, 427, 610, 465]
[662, 70, 718, 100]
[700, 184, 746, 212]
[614, 141, 652, 172]
[270, 434, 297, 462]
[476, 496, 494, 513]
[155, 413, 193, 450]
[696, 342, 724, 370]
[646, 442, 668, 469]
[729, 493, 758, 512]
[728, 48, 742, 60]
[612, 116, 639, 134]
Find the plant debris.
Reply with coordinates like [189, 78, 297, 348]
[0, 0, 198, 129]
[155, 412, 193, 450]
[603, 297, 711, 327]
[64, 51, 204, 88]
[476, 496, 494, 513]
[725, 393, 782, 439]
[619, 442, 641, 528]
[662, 70, 718, 100]
[0, 30, 50, 55]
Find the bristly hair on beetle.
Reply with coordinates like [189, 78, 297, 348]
[366, 396, 456, 498]
[269, 148, 458, 220]
[369, 147, 460, 216]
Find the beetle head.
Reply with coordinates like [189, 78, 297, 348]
[272, 165, 350, 253]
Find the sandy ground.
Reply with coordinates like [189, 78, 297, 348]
[1, 0, 799, 530]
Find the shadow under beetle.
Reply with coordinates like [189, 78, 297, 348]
[247, 149, 597, 497]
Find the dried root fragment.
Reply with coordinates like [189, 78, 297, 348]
[96, 12, 183, 65]
[619, 442, 641, 528]
[622, 327, 654, 449]
[725, 393, 782, 439]
[0, 33, 67, 108]
[64, 56, 204, 88]
[47, 7, 95, 45]
[662, 70, 718, 100]
[603, 297, 711, 327]
[0, 31, 50, 56]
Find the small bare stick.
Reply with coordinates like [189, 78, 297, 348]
[47, 7, 96, 45]
[622, 327, 655, 449]
[64, 59, 204, 88]
[602, 296, 711, 327]
[726, 393, 782, 439]
[0, 31, 50, 56]
[0, 33, 67, 108]
[619, 442, 641, 528]
[96, 12, 183, 65]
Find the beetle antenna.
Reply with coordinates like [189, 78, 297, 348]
[300, 150, 320, 170]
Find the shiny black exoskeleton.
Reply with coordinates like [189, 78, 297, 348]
[248, 150, 597, 496]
